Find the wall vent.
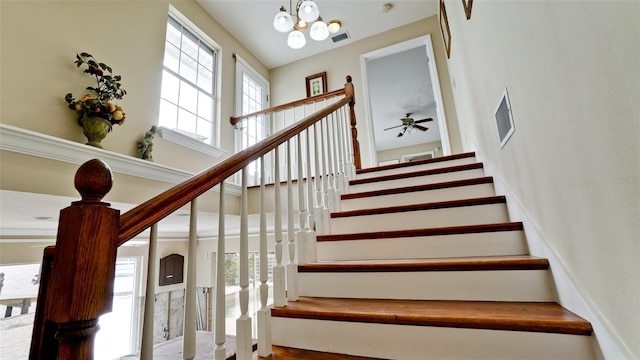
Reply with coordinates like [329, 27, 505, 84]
[331, 32, 350, 43]
[495, 88, 515, 148]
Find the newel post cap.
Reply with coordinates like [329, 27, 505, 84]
[74, 159, 113, 203]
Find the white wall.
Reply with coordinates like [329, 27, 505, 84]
[270, 17, 463, 168]
[443, 1, 639, 357]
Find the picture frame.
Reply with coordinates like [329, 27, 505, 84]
[306, 71, 327, 97]
[462, 0, 473, 20]
[439, 0, 451, 58]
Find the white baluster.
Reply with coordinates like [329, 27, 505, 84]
[313, 122, 324, 235]
[182, 200, 198, 360]
[326, 114, 336, 212]
[330, 113, 342, 212]
[140, 223, 158, 360]
[236, 168, 252, 360]
[257, 157, 272, 356]
[296, 133, 308, 265]
[305, 128, 317, 262]
[286, 140, 299, 301]
[320, 118, 331, 234]
[273, 148, 286, 307]
[335, 107, 347, 197]
[214, 183, 226, 360]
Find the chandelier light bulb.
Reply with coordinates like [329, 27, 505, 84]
[298, 1, 320, 23]
[310, 19, 329, 41]
[273, 7, 294, 33]
[287, 30, 306, 49]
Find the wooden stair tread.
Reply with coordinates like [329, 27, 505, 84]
[298, 255, 548, 272]
[356, 152, 476, 175]
[342, 176, 494, 200]
[256, 345, 381, 360]
[270, 297, 593, 336]
[331, 196, 506, 218]
[350, 162, 483, 186]
[317, 222, 524, 242]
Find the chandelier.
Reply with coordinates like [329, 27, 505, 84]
[273, 0, 342, 49]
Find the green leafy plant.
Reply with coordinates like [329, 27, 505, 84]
[65, 52, 127, 126]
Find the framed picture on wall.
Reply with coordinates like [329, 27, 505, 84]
[439, 0, 451, 58]
[462, 0, 473, 19]
[306, 71, 327, 97]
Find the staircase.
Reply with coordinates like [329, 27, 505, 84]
[270, 152, 595, 359]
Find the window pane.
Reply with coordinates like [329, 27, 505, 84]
[166, 18, 182, 47]
[179, 54, 197, 84]
[197, 65, 213, 93]
[199, 47, 214, 68]
[161, 70, 180, 104]
[198, 92, 212, 120]
[197, 117, 212, 144]
[178, 108, 197, 135]
[181, 30, 199, 61]
[179, 81, 198, 114]
[163, 43, 180, 73]
[159, 99, 178, 128]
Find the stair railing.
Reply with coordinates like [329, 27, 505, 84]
[30, 76, 358, 360]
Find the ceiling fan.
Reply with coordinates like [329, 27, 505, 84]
[384, 113, 433, 137]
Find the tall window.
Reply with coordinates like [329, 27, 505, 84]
[159, 16, 217, 145]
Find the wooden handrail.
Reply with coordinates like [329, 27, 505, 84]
[118, 96, 351, 246]
[230, 88, 345, 126]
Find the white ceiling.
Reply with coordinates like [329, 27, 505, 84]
[196, 1, 438, 69]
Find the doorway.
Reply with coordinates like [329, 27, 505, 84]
[361, 35, 451, 166]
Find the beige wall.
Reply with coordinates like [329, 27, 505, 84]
[0, 0, 268, 173]
[269, 17, 463, 168]
[443, 1, 639, 357]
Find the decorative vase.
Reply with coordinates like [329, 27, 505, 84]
[80, 116, 112, 148]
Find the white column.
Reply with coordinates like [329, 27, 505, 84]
[236, 168, 252, 360]
[214, 183, 226, 360]
[257, 156, 272, 356]
[140, 223, 158, 360]
[182, 200, 198, 359]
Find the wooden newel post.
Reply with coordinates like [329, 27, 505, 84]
[29, 159, 120, 360]
[344, 75, 361, 169]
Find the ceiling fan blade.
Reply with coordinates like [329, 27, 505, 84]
[414, 124, 429, 131]
[384, 124, 404, 131]
[397, 131, 404, 137]
[413, 118, 433, 124]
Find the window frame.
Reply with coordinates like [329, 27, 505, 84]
[158, 7, 224, 157]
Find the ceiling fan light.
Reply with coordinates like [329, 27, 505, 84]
[273, 7, 294, 33]
[287, 30, 306, 49]
[327, 20, 341, 33]
[298, 0, 320, 23]
[294, 18, 308, 31]
[310, 19, 329, 41]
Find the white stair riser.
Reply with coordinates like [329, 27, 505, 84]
[317, 231, 527, 261]
[341, 183, 496, 211]
[330, 204, 510, 234]
[298, 270, 555, 302]
[350, 168, 485, 193]
[356, 157, 478, 180]
[272, 318, 595, 360]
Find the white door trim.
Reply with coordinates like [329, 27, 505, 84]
[360, 35, 452, 166]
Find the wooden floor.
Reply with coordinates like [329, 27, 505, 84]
[270, 296, 593, 336]
[256, 345, 382, 360]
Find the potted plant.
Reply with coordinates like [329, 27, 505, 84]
[65, 52, 126, 148]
